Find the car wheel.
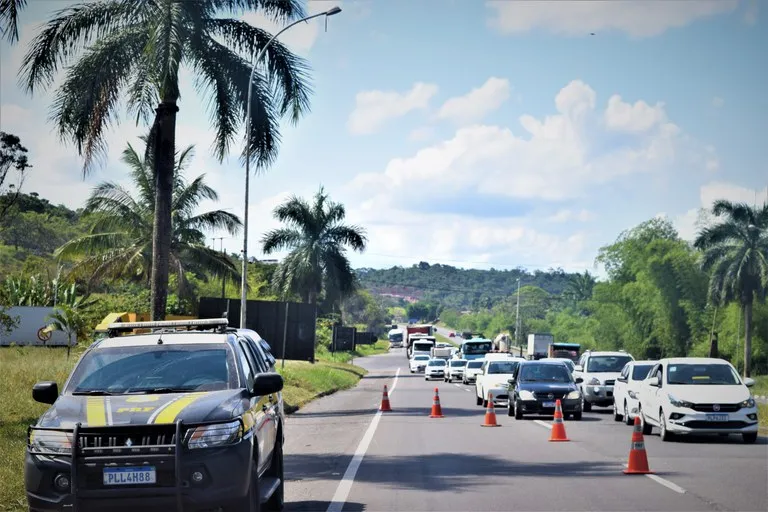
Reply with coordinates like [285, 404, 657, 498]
[226, 456, 260, 512]
[476, 394, 483, 406]
[572, 411, 582, 421]
[613, 401, 622, 422]
[640, 409, 653, 435]
[264, 430, 284, 511]
[582, 396, 592, 412]
[507, 403, 514, 417]
[410, 369, 414, 374]
[743, 432, 758, 444]
[624, 401, 634, 426]
[659, 410, 674, 442]
[482, 397, 489, 408]
[514, 401, 523, 420]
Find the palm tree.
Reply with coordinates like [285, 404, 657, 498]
[262, 187, 367, 304]
[694, 200, 768, 377]
[19, 0, 312, 319]
[0, 0, 26, 43]
[56, 141, 242, 300]
[45, 305, 86, 358]
[565, 271, 596, 302]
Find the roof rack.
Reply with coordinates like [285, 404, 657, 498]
[106, 318, 230, 337]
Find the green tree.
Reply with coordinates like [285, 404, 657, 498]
[20, 0, 312, 319]
[0, 131, 31, 221]
[46, 305, 87, 357]
[262, 187, 367, 304]
[565, 270, 596, 303]
[56, 141, 242, 300]
[694, 200, 768, 376]
[0, 0, 26, 43]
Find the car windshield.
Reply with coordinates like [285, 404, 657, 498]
[413, 342, 434, 351]
[414, 355, 429, 361]
[519, 364, 572, 383]
[429, 359, 446, 366]
[632, 364, 654, 380]
[450, 360, 467, 367]
[488, 361, 519, 374]
[464, 342, 492, 354]
[389, 333, 403, 342]
[467, 361, 484, 369]
[667, 364, 741, 385]
[587, 355, 633, 372]
[553, 359, 574, 372]
[67, 344, 236, 394]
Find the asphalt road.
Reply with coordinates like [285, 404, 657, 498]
[284, 350, 768, 512]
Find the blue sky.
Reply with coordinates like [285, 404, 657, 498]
[0, 0, 765, 274]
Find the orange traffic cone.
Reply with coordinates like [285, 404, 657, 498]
[429, 387, 444, 418]
[481, 393, 501, 427]
[549, 399, 570, 442]
[379, 385, 392, 412]
[624, 416, 653, 474]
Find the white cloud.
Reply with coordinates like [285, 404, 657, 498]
[486, 0, 739, 38]
[436, 77, 511, 125]
[604, 95, 666, 133]
[547, 209, 595, 223]
[711, 96, 725, 108]
[346, 82, 439, 135]
[409, 126, 434, 142]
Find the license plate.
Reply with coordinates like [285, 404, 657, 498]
[542, 401, 556, 408]
[103, 467, 156, 485]
[706, 414, 728, 422]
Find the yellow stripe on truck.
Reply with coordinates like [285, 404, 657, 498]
[86, 397, 107, 426]
[152, 393, 209, 424]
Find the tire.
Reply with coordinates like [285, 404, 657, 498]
[582, 398, 592, 412]
[572, 411, 582, 421]
[743, 432, 758, 444]
[641, 410, 653, 435]
[264, 430, 284, 511]
[613, 401, 622, 422]
[227, 459, 260, 512]
[476, 394, 483, 406]
[507, 403, 514, 416]
[624, 401, 634, 426]
[659, 410, 674, 442]
[514, 401, 523, 420]
[448, 377, 452, 383]
[483, 398, 489, 408]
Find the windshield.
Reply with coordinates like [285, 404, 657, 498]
[450, 360, 467, 367]
[413, 342, 434, 352]
[488, 361, 519, 374]
[463, 342, 492, 354]
[428, 359, 446, 366]
[587, 355, 633, 373]
[631, 364, 654, 380]
[388, 333, 403, 342]
[414, 355, 429, 361]
[467, 361, 484, 369]
[67, 344, 236, 394]
[519, 364, 572, 383]
[667, 364, 741, 385]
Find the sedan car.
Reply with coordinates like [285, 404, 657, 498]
[425, 358, 447, 380]
[445, 359, 467, 382]
[508, 360, 584, 420]
[613, 360, 656, 425]
[409, 354, 430, 373]
[463, 360, 484, 384]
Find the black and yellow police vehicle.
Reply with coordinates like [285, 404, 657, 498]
[25, 318, 285, 512]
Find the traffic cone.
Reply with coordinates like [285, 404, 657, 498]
[624, 416, 653, 474]
[481, 392, 501, 427]
[549, 399, 570, 442]
[429, 387, 444, 418]
[379, 385, 392, 412]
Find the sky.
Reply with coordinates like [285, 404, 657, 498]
[0, 0, 766, 275]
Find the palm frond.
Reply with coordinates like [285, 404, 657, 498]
[324, 225, 367, 252]
[183, 210, 242, 235]
[207, 0, 305, 23]
[261, 227, 302, 254]
[1, 0, 27, 43]
[272, 196, 313, 230]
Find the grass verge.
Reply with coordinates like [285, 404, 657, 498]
[314, 339, 390, 364]
[758, 403, 768, 434]
[277, 360, 367, 414]
[750, 375, 768, 397]
[434, 332, 459, 347]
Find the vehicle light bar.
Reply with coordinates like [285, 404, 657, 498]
[107, 318, 229, 333]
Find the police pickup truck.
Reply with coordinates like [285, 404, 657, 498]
[25, 318, 285, 512]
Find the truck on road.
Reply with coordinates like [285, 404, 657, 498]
[410, 336, 436, 359]
[458, 338, 493, 361]
[405, 324, 434, 358]
[527, 333, 554, 360]
[430, 346, 453, 360]
[547, 342, 581, 362]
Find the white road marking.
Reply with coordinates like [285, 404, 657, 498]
[327, 367, 401, 512]
[646, 473, 686, 493]
[533, 420, 552, 429]
[453, 383, 462, 388]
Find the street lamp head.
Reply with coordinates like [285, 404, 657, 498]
[325, 6, 342, 16]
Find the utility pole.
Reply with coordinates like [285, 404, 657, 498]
[515, 278, 521, 347]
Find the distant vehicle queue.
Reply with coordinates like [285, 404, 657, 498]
[394, 325, 760, 444]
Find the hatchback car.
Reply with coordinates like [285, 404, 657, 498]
[508, 360, 584, 420]
[425, 358, 447, 380]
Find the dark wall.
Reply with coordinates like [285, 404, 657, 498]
[199, 297, 316, 362]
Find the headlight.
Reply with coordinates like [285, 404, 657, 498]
[186, 420, 242, 449]
[519, 390, 536, 400]
[588, 377, 601, 386]
[740, 397, 756, 408]
[667, 394, 693, 409]
[628, 390, 638, 400]
[29, 429, 72, 455]
[566, 390, 581, 399]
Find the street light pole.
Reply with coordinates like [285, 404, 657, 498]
[240, 6, 342, 328]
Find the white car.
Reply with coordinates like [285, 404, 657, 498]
[475, 359, 524, 407]
[463, 360, 484, 384]
[613, 360, 656, 425]
[574, 351, 635, 411]
[638, 357, 759, 443]
[425, 358, 447, 380]
[445, 359, 467, 382]
[409, 354, 429, 373]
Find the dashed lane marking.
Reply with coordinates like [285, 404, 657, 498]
[533, 419, 552, 429]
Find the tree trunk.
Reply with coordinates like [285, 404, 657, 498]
[150, 100, 179, 321]
[743, 301, 752, 377]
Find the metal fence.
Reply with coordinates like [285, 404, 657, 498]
[198, 297, 317, 362]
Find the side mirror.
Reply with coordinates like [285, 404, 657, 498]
[575, 377, 584, 384]
[574, 365, 583, 372]
[33, 381, 59, 405]
[617, 376, 627, 383]
[743, 377, 755, 388]
[647, 376, 660, 387]
[252, 373, 284, 396]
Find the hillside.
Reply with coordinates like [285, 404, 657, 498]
[356, 262, 580, 310]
